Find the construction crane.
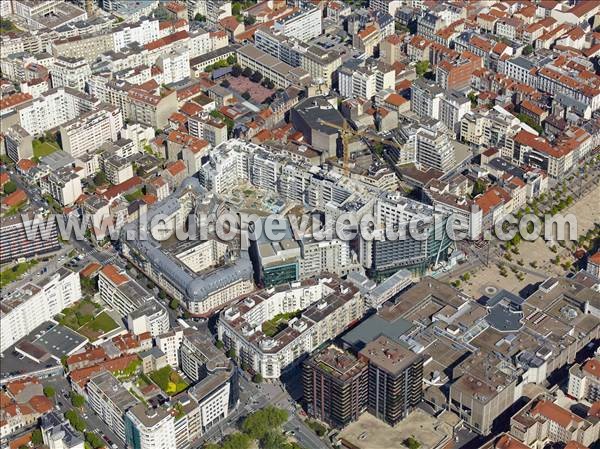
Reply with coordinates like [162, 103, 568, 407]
[318, 119, 405, 177]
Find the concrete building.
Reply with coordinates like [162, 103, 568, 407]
[125, 403, 176, 449]
[60, 105, 123, 158]
[3, 124, 33, 162]
[41, 412, 85, 449]
[127, 299, 170, 337]
[86, 371, 139, 442]
[218, 275, 365, 379]
[303, 346, 368, 428]
[236, 44, 312, 89]
[98, 265, 155, 317]
[411, 78, 444, 120]
[273, 5, 322, 42]
[358, 336, 424, 426]
[49, 56, 91, 92]
[568, 357, 600, 402]
[338, 59, 395, 100]
[415, 119, 456, 173]
[0, 212, 60, 264]
[0, 268, 81, 352]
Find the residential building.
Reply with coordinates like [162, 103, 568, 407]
[568, 358, 600, 402]
[411, 78, 444, 119]
[416, 119, 456, 172]
[98, 265, 154, 317]
[86, 371, 139, 442]
[41, 167, 83, 206]
[218, 275, 365, 379]
[127, 299, 170, 337]
[273, 5, 322, 42]
[358, 336, 424, 426]
[0, 212, 60, 264]
[587, 253, 600, 278]
[237, 44, 312, 89]
[0, 268, 81, 352]
[338, 59, 395, 100]
[40, 412, 85, 449]
[303, 346, 368, 428]
[49, 56, 91, 92]
[125, 403, 176, 449]
[60, 105, 123, 158]
[3, 124, 33, 162]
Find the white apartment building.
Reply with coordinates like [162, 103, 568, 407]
[125, 404, 176, 449]
[439, 91, 471, 137]
[218, 276, 364, 378]
[189, 378, 231, 434]
[338, 60, 395, 99]
[273, 6, 322, 42]
[411, 78, 444, 119]
[156, 47, 190, 85]
[60, 106, 123, 158]
[49, 56, 91, 92]
[17, 87, 99, 136]
[568, 358, 600, 402]
[98, 265, 155, 317]
[0, 268, 81, 352]
[175, 240, 229, 273]
[299, 239, 353, 279]
[121, 122, 155, 152]
[416, 119, 456, 173]
[127, 299, 170, 337]
[156, 328, 185, 368]
[41, 168, 83, 206]
[86, 371, 139, 442]
[113, 18, 160, 52]
[188, 29, 228, 58]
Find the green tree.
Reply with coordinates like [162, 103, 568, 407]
[93, 172, 107, 186]
[232, 64, 242, 77]
[241, 91, 251, 100]
[85, 432, 105, 449]
[373, 142, 384, 156]
[252, 373, 263, 383]
[221, 79, 231, 88]
[194, 13, 206, 21]
[405, 437, 421, 449]
[242, 67, 253, 77]
[415, 60, 429, 77]
[260, 431, 288, 449]
[215, 340, 224, 349]
[43, 386, 56, 398]
[3, 181, 17, 195]
[523, 44, 533, 55]
[242, 406, 288, 440]
[472, 179, 486, 196]
[226, 348, 236, 358]
[169, 298, 179, 310]
[227, 55, 237, 65]
[250, 71, 263, 83]
[244, 15, 256, 26]
[32, 429, 43, 445]
[222, 432, 252, 449]
[232, 3, 241, 16]
[70, 392, 85, 408]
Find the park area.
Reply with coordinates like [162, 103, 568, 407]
[227, 76, 274, 104]
[148, 366, 188, 395]
[58, 300, 119, 341]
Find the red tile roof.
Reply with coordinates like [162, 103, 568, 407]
[102, 176, 143, 200]
[475, 186, 510, 215]
[582, 358, 600, 378]
[144, 30, 189, 51]
[0, 92, 32, 110]
[495, 434, 531, 449]
[165, 159, 186, 176]
[531, 400, 581, 429]
[2, 189, 27, 208]
[79, 262, 102, 278]
[16, 159, 36, 172]
[100, 264, 128, 285]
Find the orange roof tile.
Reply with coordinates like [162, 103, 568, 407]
[166, 159, 186, 176]
[495, 434, 531, 449]
[2, 189, 27, 208]
[100, 264, 128, 285]
[582, 358, 600, 377]
[531, 400, 581, 429]
[79, 262, 102, 278]
[0, 92, 32, 110]
[16, 159, 36, 172]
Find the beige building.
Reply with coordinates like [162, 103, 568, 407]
[301, 46, 342, 88]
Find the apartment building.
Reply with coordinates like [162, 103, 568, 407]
[49, 56, 91, 92]
[41, 167, 83, 206]
[237, 44, 312, 89]
[40, 412, 85, 449]
[127, 88, 178, 129]
[180, 332, 231, 383]
[188, 116, 228, 147]
[113, 18, 160, 52]
[86, 371, 139, 442]
[358, 336, 424, 426]
[338, 59, 395, 100]
[51, 33, 115, 63]
[3, 124, 33, 162]
[17, 87, 99, 136]
[0, 268, 81, 352]
[411, 78, 444, 119]
[303, 346, 368, 428]
[98, 265, 155, 317]
[301, 45, 342, 88]
[101, 153, 134, 185]
[439, 91, 471, 137]
[568, 358, 600, 403]
[156, 47, 190, 85]
[60, 105, 123, 158]
[416, 119, 456, 173]
[0, 212, 60, 264]
[510, 397, 600, 449]
[121, 122, 155, 152]
[125, 403, 176, 449]
[218, 275, 365, 379]
[127, 299, 170, 337]
[273, 5, 322, 42]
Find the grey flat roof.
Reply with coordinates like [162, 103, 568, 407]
[341, 313, 414, 351]
[485, 304, 523, 332]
